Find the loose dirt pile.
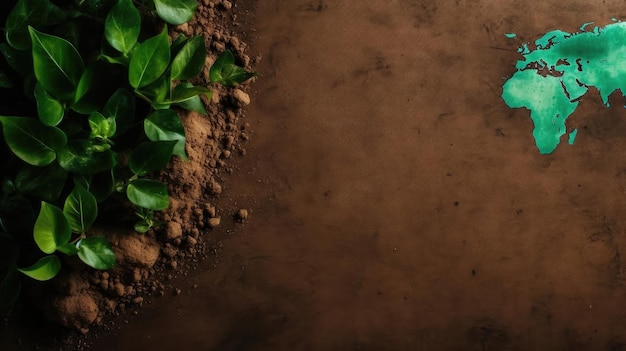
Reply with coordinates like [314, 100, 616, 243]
[3, 0, 257, 349]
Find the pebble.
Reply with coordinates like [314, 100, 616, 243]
[132, 268, 142, 282]
[187, 236, 197, 247]
[236, 209, 248, 221]
[208, 217, 221, 228]
[166, 221, 183, 240]
[212, 41, 225, 52]
[114, 283, 125, 297]
[232, 89, 250, 106]
[210, 181, 222, 194]
[132, 297, 143, 304]
[225, 135, 235, 148]
[221, 0, 232, 10]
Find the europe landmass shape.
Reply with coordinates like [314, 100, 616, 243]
[502, 21, 626, 154]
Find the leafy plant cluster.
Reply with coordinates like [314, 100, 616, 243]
[0, 0, 253, 315]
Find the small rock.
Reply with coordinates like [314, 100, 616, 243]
[170, 260, 178, 269]
[221, 0, 232, 10]
[187, 236, 197, 247]
[165, 221, 183, 240]
[132, 268, 142, 282]
[163, 244, 177, 258]
[114, 283, 125, 297]
[225, 135, 235, 148]
[132, 297, 144, 304]
[175, 23, 189, 35]
[190, 228, 200, 239]
[236, 209, 248, 222]
[208, 217, 221, 228]
[206, 205, 216, 218]
[105, 299, 116, 311]
[212, 41, 225, 52]
[210, 181, 222, 194]
[232, 89, 250, 106]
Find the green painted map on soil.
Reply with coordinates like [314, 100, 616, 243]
[502, 21, 626, 154]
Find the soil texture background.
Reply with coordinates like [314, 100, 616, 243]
[8, 0, 626, 350]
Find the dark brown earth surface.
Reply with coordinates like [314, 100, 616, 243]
[9, 0, 626, 350]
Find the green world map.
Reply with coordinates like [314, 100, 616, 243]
[502, 21, 626, 154]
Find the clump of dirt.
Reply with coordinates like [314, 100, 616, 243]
[3, 0, 257, 348]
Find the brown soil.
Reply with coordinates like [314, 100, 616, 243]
[0, 0, 257, 349]
[12, 1, 626, 350]
[76, 1, 626, 350]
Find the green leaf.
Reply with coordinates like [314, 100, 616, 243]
[0, 43, 33, 78]
[134, 220, 150, 233]
[74, 61, 126, 114]
[168, 83, 212, 104]
[128, 141, 177, 176]
[144, 109, 187, 160]
[18, 255, 61, 281]
[55, 21, 81, 49]
[6, 0, 66, 50]
[127, 179, 169, 210]
[29, 27, 85, 102]
[0, 71, 12, 88]
[136, 73, 171, 106]
[209, 50, 255, 86]
[98, 54, 129, 66]
[73, 171, 115, 202]
[105, 0, 141, 54]
[35, 83, 64, 126]
[0, 116, 67, 166]
[63, 186, 98, 234]
[56, 243, 78, 255]
[76, 0, 118, 19]
[57, 140, 117, 174]
[103, 89, 135, 136]
[170, 33, 189, 56]
[153, 0, 198, 25]
[171, 35, 206, 80]
[128, 27, 170, 88]
[88, 112, 117, 140]
[34, 202, 71, 254]
[175, 95, 206, 114]
[16, 163, 68, 202]
[77, 237, 116, 270]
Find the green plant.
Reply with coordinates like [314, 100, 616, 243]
[19, 185, 115, 280]
[0, 0, 254, 316]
